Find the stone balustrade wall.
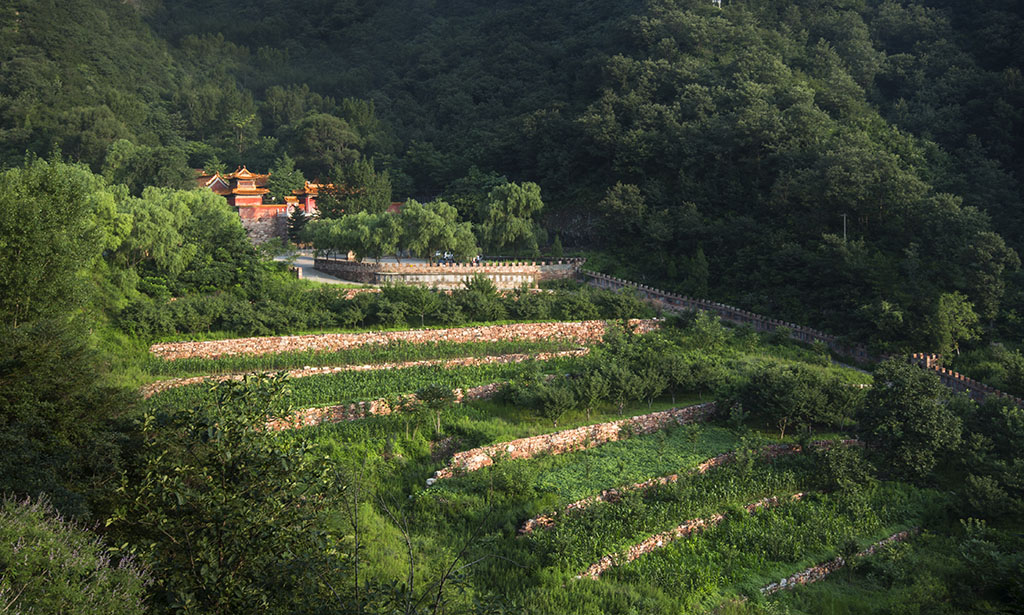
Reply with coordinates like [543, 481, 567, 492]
[314, 257, 583, 288]
[150, 319, 659, 361]
[430, 402, 717, 481]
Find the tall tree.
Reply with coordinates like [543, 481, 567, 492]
[860, 358, 962, 481]
[267, 154, 306, 203]
[399, 199, 478, 263]
[318, 156, 393, 218]
[477, 181, 544, 256]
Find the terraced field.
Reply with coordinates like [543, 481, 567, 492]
[141, 317, 943, 614]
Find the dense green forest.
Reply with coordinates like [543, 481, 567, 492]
[2, 1, 1024, 613]
[3, 0, 1023, 353]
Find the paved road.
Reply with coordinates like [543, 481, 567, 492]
[273, 252, 354, 284]
[273, 252, 433, 285]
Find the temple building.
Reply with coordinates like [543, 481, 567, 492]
[195, 166, 323, 223]
[195, 165, 400, 244]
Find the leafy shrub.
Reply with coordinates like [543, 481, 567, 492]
[114, 375, 349, 614]
[0, 496, 149, 615]
[553, 292, 600, 321]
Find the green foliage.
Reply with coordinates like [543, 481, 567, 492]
[950, 344, 1024, 397]
[603, 486, 938, 610]
[417, 382, 456, 435]
[930, 292, 981, 355]
[763, 521, 1024, 615]
[113, 374, 348, 614]
[537, 378, 577, 427]
[0, 496, 149, 615]
[550, 233, 564, 258]
[477, 182, 544, 256]
[287, 205, 308, 243]
[399, 198, 478, 262]
[861, 359, 961, 481]
[0, 158, 127, 327]
[267, 154, 306, 203]
[149, 356, 585, 415]
[318, 156, 393, 217]
[954, 396, 1024, 520]
[737, 362, 863, 438]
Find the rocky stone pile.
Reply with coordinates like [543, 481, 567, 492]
[266, 381, 503, 430]
[520, 440, 860, 534]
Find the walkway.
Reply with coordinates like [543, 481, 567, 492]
[273, 251, 353, 284]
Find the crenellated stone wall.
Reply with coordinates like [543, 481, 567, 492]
[909, 353, 1024, 406]
[149, 319, 659, 361]
[581, 270, 1024, 407]
[430, 402, 717, 481]
[314, 257, 584, 288]
[581, 270, 872, 362]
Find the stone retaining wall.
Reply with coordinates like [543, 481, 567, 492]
[241, 215, 287, 244]
[266, 381, 503, 430]
[576, 494, 805, 580]
[520, 439, 860, 534]
[314, 257, 583, 288]
[760, 528, 919, 595]
[150, 319, 659, 361]
[141, 348, 589, 399]
[430, 402, 717, 482]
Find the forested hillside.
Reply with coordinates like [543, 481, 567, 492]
[5, 3, 1024, 613]
[3, 0, 1023, 351]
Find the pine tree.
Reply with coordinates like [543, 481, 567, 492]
[551, 233, 564, 258]
[287, 205, 308, 244]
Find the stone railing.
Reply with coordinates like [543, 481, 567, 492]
[429, 402, 717, 482]
[909, 353, 1024, 406]
[314, 257, 583, 288]
[150, 319, 658, 361]
[575, 494, 805, 580]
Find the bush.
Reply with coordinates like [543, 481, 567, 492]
[113, 375, 349, 614]
[0, 496, 149, 615]
[553, 291, 600, 321]
[861, 359, 961, 481]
